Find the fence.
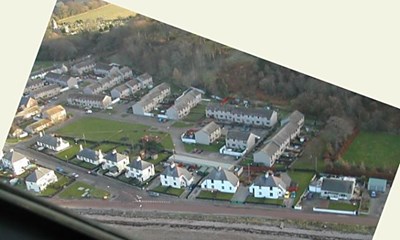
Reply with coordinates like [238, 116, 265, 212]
[313, 207, 357, 216]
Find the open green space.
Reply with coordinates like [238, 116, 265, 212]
[59, 4, 136, 24]
[245, 196, 284, 206]
[152, 185, 184, 197]
[184, 141, 224, 153]
[343, 131, 400, 169]
[197, 190, 234, 201]
[287, 170, 315, 205]
[328, 201, 359, 211]
[184, 103, 206, 122]
[56, 117, 173, 149]
[59, 181, 110, 199]
[32, 61, 57, 72]
[95, 143, 118, 153]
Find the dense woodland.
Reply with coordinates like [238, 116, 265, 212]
[37, 15, 400, 134]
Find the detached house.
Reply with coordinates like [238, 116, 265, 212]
[166, 89, 202, 120]
[102, 150, 129, 173]
[26, 167, 58, 193]
[194, 121, 221, 145]
[225, 130, 259, 151]
[206, 103, 278, 127]
[249, 171, 290, 199]
[160, 162, 193, 189]
[1, 149, 30, 175]
[200, 166, 239, 193]
[136, 72, 153, 89]
[125, 156, 155, 182]
[45, 72, 78, 88]
[132, 83, 171, 116]
[67, 94, 112, 109]
[320, 177, 356, 200]
[36, 133, 70, 152]
[76, 145, 104, 165]
[42, 105, 67, 123]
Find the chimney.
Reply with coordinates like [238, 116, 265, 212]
[112, 149, 117, 154]
[217, 166, 222, 172]
[266, 171, 273, 178]
[170, 161, 176, 168]
[136, 156, 141, 162]
[79, 144, 83, 151]
[39, 132, 43, 137]
[10, 149, 14, 153]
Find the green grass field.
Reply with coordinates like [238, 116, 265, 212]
[288, 170, 315, 205]
[197, 191, 234, 201]
[59, 181, 110, 199]
[245, 196, 284, 206]
[95, 143, 118, 153]
[172, 121, 193, 128]
[69, 158, 97, 170]
[56, 142, 92, 160]
[56, 117, 173, 149]
[184, 141, 224, 153]
[148, 153, 170, 165]
[59, 4, 136, 24]
[184, 104, 206, 122]
[343, 131, 400, 169]
[328, 201, 358, 211]
[40, 174, 71, 197]
[152, 185, 184, 197]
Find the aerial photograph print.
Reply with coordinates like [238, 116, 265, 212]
[1, 1, 399, 240]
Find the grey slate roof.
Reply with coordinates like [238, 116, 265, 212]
[288, 110, 304, 125]
[321, 178, 354, 194]
[137, 73, 152, 82]
[226, 130, 251, 141]
[26, 167, 51, 182]
[206, 103, 275, 119]
[204, 167, 239, 186]
[136, 82, 170, 107]
[37, 134, 63, 148]
[95, 63, 113, 71]
[3, 150, 26, 163]
[161, 163, 192, 180]
[258, 121, 299, 156]
[199, 121, 220, 135]
[45, 72, 62, 79]
[73, 59, 95, 69]
[126, 79, 140, 88]
[113, 84, 130, 93]
[253, 172, 287, 189]
[104, 151, 128, 163]
[19, 96, 33, 108]
[77, 148, 101, 160]
[128, 157, 153, 170]
[368, 178, 387, 187]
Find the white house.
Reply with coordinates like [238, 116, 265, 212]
[36, 133, 70, 152]
[1, 149, 30, 175]
[76, 145, 104, 165]
[132, 83, 171, 115]
[165, 89, 202, 120]
[102, 150, 129, 173]
[200, 166, 239, 193]
[25, 167, 58, 193]
[249, 171, 290, 199]
[125, 156, 155, 182]
[160, 162, 193, 189]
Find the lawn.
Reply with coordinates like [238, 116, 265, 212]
[95, 143, 118, 153]
[239, 157, 254, 166]
[245, 196, 284, 206]
[56, 117, 173, 150]
[40, 174, 72, 197]
[59, 4, 136, 24]
[328, 201, 359, 211]
[197, 190, 234, 201]
[69, 158, 98, 170]
[343, 131, 400, 169]
[56, 142, 91, 160]
[59, 181, 110, 199]
[152, 185, 184, 197]
[172, 121, 193, 128]
[184, 103, 206, 122]
[184, 141, 224, 153]
[291, 134, 325, 172]
[148, 153, 170, 165]
[287, 170, 315, 205]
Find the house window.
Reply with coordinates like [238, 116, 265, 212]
[165, 181, 168, 184]
[222, 186, 224, 190]
[211, 185, 214, 189]
[270, 193, 273, 197]
[270, 187, 273, 191]
[174, 182, 176, 186]
[211, 179, 214, 183]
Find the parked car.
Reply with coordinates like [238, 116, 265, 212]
[55, 167, 64, 173]
[370, 191, 377, 198]
[290, 191, 296, 199]
[284, 191, 290, 199]
[87, 170, 98, 176]
[148, 191, 160, 197]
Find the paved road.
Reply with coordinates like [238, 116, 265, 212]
[50, 198, 379, 227]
